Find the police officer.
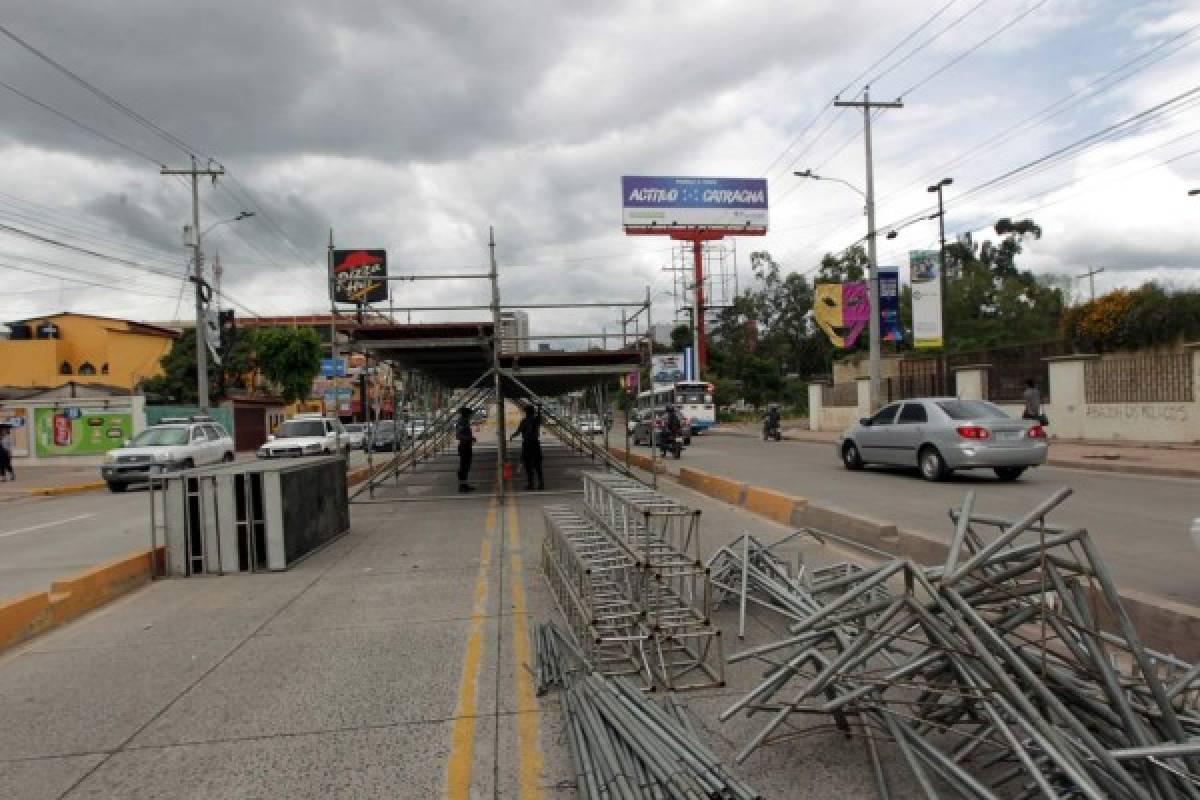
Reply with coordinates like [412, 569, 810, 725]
[456, 406, 476, 493]
[509, 404, 545, 490]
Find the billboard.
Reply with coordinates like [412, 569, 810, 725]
[651, 353, 687, 391]
[878, 267, 903, 342]
[814, 282, 869, 348]
[910, 250, 943, 349]
[33, 407, 132, 457]
[332, 249, 387, 305]
[621, 176, 768, 229]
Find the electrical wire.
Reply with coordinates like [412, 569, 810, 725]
[0, 78, 164, 165]
[0, 262, 180, 299]
[868, 0, 990, 88]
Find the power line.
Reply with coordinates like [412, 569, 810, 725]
[0, 262, 180, 299]
[869, 0, 990, 88]
[0, 78, 164, 165]
[0, 220, 185, 279]
[0, 23, 203, 158]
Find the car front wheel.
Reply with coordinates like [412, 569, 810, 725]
[918, 446, 948, 482]
[842, 441, 864, 470]
[107, 481, 127, 493]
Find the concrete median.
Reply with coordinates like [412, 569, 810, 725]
[678, 466, 747, 506]
[607, 446, 666, 474]
[744, 485, 806, 525]
[0, 546, 165, 653]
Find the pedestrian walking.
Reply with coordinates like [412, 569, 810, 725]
[510, 405, 544, 490]
[1022, 378, 1047, 425]
[0, 425, 13, 482]
[455, 406, 476, 493]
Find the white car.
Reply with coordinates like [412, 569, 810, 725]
[101, 418, 234, 492]
[341, 423, 369, 450]
[258, 414, 346, 458]
[578, 414, 604, 435]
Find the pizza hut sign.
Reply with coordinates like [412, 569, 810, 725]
[332, 249, 388, 305]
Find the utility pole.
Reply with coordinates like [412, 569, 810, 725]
[489, 226, 506, 495]
[162, 157, 224, 413]
[928, 177, 953, 349]
[835, 87, 903, 412]
[1078, 267, 1105, 302]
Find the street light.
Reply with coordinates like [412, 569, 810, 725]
[927, 178, 953, 348]
[795, 169, 866, 198]
[183, 209, 255, 413]
[885, 213, 939, 239]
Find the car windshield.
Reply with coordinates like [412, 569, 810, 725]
[130, 427, 190, 446]
[936, 400, 1010, 420]
[277, 420, 326, 438]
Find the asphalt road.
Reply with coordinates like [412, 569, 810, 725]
[0, 489, 152, 600]
[670, 431, 1200, 606]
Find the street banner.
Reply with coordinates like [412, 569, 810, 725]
[621, 176, 768, 230]
[33, 407, 131, 457]
[814, 282, 869, 348]
[332, 249, 387, 304]
[878, 266, 903, 342]
[650, 353, 686, 391]
[683, 346, 695, 381]
[909, 250, 943, 348]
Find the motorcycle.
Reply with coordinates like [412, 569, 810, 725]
[763, 417, 782, 441]
[657, 427, 684, 459]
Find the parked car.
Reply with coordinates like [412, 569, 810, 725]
[368, 423, 402, 452]
[101, 417, 234, 492]
[577, 414, 604, 435]
[409, 415, 428, 440]
[258, 414, 346, 458]
[341, 423, 369, 450]
[837, 398, 1048, 482]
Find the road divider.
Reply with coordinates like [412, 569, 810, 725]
[0, 546, 165, 653]
[678, 467, 747, 506]
[607, 446, 666, 474]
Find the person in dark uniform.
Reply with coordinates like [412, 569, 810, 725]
[455, 406, 476, 492]
[510, 405, 544, 490]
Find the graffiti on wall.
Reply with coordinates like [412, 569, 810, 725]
[1085, 404, 1189, 422]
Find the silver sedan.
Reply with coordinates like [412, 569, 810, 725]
[837, 398, 1048, 482]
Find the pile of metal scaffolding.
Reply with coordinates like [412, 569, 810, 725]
[719, 488, 1200, 799]
[581, 472, 723, 691]
[540, 474, 723, 690]
[531, 620, 760, 799]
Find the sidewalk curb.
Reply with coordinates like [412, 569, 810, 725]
[0, 546, 165, 654]
[26, 481, 107, 497]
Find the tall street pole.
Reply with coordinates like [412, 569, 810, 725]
[162, 156, 224, 414]
[835, 88, 902, 412]
[489, 226, 506, 496]
[928, 177, 953, 349]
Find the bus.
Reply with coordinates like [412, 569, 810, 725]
[636, 381, 715, 435]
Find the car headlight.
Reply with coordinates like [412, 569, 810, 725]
[104, 451, 119, 463]
[257, 446, 269, 457]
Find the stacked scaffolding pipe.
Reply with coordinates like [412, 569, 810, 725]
[533, 618, 760, 800]
[717, 488, 1200, 799]
[581, 472, 724, 691]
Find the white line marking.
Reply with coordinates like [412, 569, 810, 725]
[0, 513, 97, 539]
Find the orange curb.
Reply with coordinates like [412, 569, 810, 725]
[0, 546, 165, 653]
[24, 481, 106, 497]
[744, 485, 806, 525]
[678, 467, 747, 506]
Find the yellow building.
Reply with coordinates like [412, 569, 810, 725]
[0, 313, 178, 390]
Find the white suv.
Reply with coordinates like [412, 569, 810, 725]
[101, 418, 235, 492]
[258, 414, 345, 458]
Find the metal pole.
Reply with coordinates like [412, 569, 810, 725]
[328, 229, 337, 415]
[862, 98, 882, 413]
[936, 185, 948, 349]
[691, 278, 701, 380]
[646, 286, 657, 489]
[835, 87, 902, 412]
[189, 159, 209, 413]
[489, 226, 506, 496]
[691, 238, 706, 375]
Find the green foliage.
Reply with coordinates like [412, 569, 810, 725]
[140, 328, 207, 404]
[1061, 284, 1200, 351]
[669, 324, 692, 352]
[254, 326, 323, 403]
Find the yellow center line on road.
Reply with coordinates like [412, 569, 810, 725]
[506, 497, 545, 799]
[445, 495, 496, 799]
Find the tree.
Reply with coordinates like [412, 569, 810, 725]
[669, 324, 692, 352]
[254, 326, 323, 403]
[140, 328, 209, 404]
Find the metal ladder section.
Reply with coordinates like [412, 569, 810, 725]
[578, 472, 722, 691]
[541, 504, 653, 687]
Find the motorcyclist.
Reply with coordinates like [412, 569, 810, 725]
[763, 403, 781, 439]
[662, 404, 684, 451]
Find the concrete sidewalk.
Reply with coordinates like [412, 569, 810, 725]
[714, 423, 1200, 479]
[0, 464, 104, 501]
[0, 442, 916, 799]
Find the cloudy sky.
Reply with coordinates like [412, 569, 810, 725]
[2, 0, 1199, 340]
